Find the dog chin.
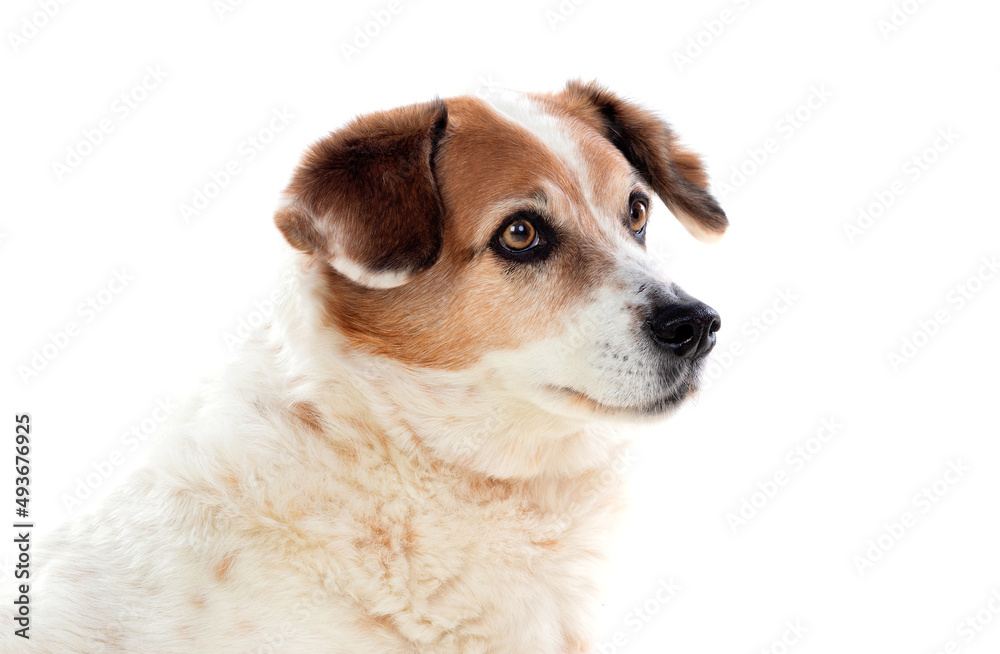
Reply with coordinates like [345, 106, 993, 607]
[544, 364, 702, 421]
[635, 381, 697, 417]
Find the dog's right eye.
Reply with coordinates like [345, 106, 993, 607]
[499, 219, 537, 252]
[490, 212, 554, 263]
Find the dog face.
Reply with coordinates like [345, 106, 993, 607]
[276, 81, 726, 431]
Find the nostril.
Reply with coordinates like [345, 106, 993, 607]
[661, 322, 695, 346]
[709, 317, 721, 334]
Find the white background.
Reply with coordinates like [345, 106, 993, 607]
[2, 0, 999, 652]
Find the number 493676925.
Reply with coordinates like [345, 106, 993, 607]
[15, 414, 30, 519]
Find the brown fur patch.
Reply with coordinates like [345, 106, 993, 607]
[464, 472, 515, 504]
[288, 401, 325, 434]
[214, 555, 235, 583]
[532, 538, 561, 550]
[359, 520, 393, 551]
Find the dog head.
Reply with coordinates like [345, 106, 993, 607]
[275, 81, 726, 473]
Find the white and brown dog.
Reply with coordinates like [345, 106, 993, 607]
[5, 81, 726, 653]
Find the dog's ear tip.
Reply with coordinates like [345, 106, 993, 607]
[674, 207, 728, 243]
[696, 226, 727, 244]
[701, 213, 729, 243]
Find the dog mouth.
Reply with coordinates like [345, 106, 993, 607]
[545, 363, 700, 418]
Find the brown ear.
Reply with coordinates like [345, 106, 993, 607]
[558, 80, 727, 243]
[275, 99, 449, 288]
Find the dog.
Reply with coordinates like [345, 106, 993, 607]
[4, 80, 726, 653]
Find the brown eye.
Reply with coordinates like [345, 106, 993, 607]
[491, 211, 553, 263]
[499, 218, 538, 251]
[629, 198, 648, 234]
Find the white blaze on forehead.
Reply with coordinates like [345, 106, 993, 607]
[480, 89, 603, 212]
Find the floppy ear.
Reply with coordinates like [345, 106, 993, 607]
[275, 99, 449, 288]
[558, 80, 727, 243]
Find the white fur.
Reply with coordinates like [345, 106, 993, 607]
[2, 94, 699, 653]
[329, 253, 413, 289]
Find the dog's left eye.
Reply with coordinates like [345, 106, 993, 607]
[629, 197, 649, 236]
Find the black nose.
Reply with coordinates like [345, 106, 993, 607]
[648, 299, 721, 360]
